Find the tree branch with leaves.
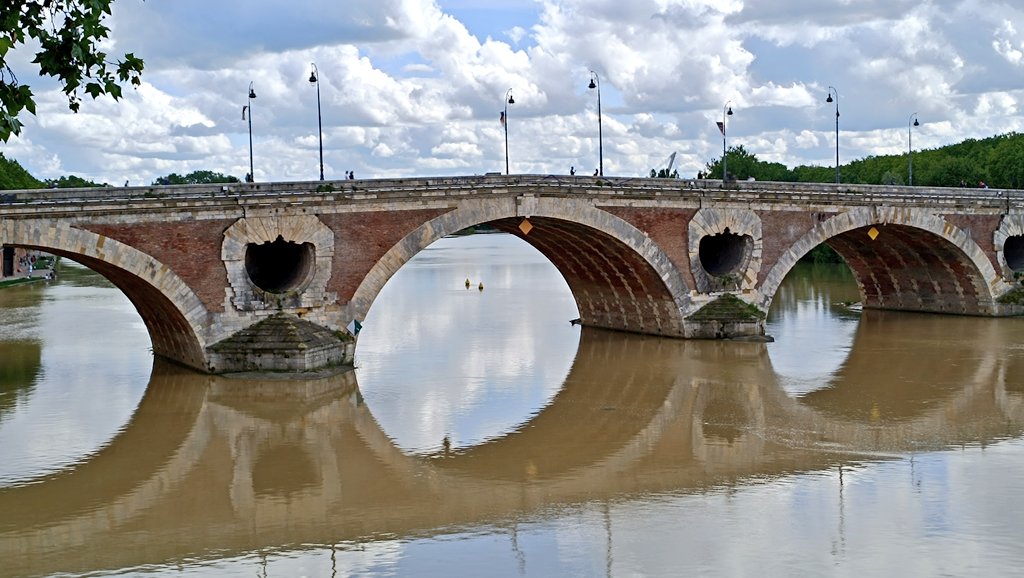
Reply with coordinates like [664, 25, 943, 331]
[0, 0, 144, 141]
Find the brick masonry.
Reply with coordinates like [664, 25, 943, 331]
[2, 176, 1022, 372]
[84, 220, 235, 313]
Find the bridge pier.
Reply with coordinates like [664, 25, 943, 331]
[681, 294, 768, 340]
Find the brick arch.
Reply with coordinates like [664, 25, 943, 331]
[758, 207, 1005, 315]
[2, 220, 209, 370]
[347, 197, 691, 336]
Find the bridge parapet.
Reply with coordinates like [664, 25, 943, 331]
[0, 175, 1016, 214]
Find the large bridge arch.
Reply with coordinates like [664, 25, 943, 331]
[757, 207, 1010, 316]
[1, 219, 210, 370]
[347, 196, 693, 337]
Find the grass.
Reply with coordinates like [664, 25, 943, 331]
[0, 277, 40, 289]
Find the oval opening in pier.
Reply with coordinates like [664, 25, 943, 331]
[245, 235, 315, 293]
[1005, 235, 1024, 272]
[698, 228, 752, 276]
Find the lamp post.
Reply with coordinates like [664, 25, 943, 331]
[826, 86, 839, 183]
[588, 71, 603, 177]
[908, 113, 919, 186]
[503, 88, 514, 175]
[722, 100, 733, 180]
[242, 81, 256, 182]
[309, 63, 324, 180]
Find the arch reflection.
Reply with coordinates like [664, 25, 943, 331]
[0, 340, 40, 422]
[2, 322, 1023, 576]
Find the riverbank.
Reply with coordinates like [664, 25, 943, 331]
[0, 256, 58, 288]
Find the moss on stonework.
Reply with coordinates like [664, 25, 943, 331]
[209, 313, 346, 352]
[997, 286, 1024, 305]
[687, 293, 766, 321]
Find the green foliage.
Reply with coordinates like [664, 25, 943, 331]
[802, 244, 844, 264]
[0, 152, 43, 190]
[997, 286, 1024, 305]
[152, 170, 241, 185]
[1, 0, 144, 141]
[705, 145, 763, 180]
[687, 293, 766, 321]
[703, 132, 1024, 189]
[790, 164, 833, 183]
[879, 170, 904, 185]
[44, 175, 108, 188]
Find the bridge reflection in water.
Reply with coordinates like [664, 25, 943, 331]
[1, 321, 1023, 577]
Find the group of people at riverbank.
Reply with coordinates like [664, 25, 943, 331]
[1, 250, 56, 284]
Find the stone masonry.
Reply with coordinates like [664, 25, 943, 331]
[1, 175, 1022, 373]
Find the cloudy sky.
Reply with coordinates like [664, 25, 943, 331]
[5, 0, 1024, 185]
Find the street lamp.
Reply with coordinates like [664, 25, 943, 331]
[503, 88, 514, 175]
[588, 71, 603, 177]
[826, 86, 839, 183]
[309, 63, 324, 180]
[721, 100, 733, 181]
[242, 81, 256, 182]
[908, 113, 920, 186]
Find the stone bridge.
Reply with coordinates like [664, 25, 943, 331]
[2, 175, 1023, 373]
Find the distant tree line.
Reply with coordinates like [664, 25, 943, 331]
[0, 157, 242, 190]
[6, 132, 1024, 191]
[1, 155, 112, 189]
[692, 132, 1024, 189]
[151, 171, 240, 185]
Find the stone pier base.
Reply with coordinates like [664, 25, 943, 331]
[206, 313, 354, 374]
[683, 294, 768, 340]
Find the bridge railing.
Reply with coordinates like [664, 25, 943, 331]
[0, 174, 1018, 214]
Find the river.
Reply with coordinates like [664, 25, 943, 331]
[1, 233, 1023, 577]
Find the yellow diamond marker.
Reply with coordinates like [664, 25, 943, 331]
[519, 218, 533, 235]
[868, 226, 879, 240]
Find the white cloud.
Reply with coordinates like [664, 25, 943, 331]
[975, 92, 1018, 117]
[994, 20, 1024, 65]
[6, 0, 1024, 185]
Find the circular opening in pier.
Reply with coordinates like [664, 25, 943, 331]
[1005, 236, 1024, 272]
[698, 228, 752, 276]
[245, 236, 315, 293]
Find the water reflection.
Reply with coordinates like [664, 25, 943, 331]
[1, 318, 1022, 576]
[355, 233, 579, 454]
[5, 237, 1024, 576]
[766, 263, 860, 396]
[0, 340, 40, 421]
[801, 310, 1018, 424]
[0, 280, 45, 413]
[0, 260, 151, 483]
